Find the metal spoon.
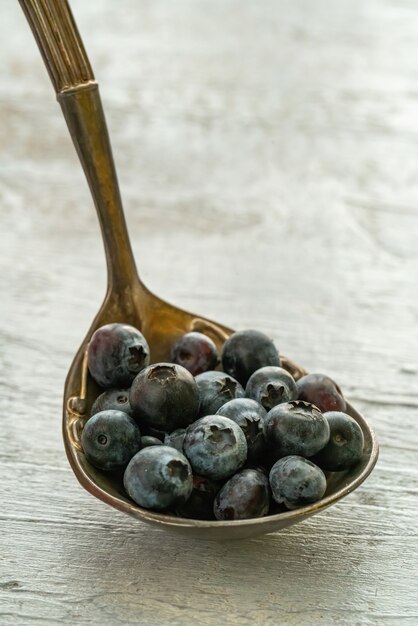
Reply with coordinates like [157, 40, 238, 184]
[19, 0, 378, 539]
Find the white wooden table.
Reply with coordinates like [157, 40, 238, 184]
[1, 1, 417, 624]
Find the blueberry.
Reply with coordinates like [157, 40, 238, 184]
[195, 371, 245, 417]
[214, 469, 270, 520]
[222, 330, 280, 387]
[164, 428, 186, 453]
[130, 363, 199, 432]
[183, 415, 247, 480]
[176, 475, 221, 520]
[81, 409, 141, 471]
[88, 323, 150, 389]
[139, 436, 163, 449]
[216, 398, 267, 464]
[311, 411, 364, 471]
[263, 400, 330, 460]
[245, 366, 297, 411]
[171, 332, 219, 376]
[90, 388, 132, 417]
[269, 456, 327, 509]
[123, 446, 193, 511]
[296, 373, 346, 413]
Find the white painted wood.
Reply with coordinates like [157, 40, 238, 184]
[1, 0, 417, 624]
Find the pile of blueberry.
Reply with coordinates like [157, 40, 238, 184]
[81, 324, 364, 520]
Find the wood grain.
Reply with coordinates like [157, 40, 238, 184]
[1, 0, 417, 624]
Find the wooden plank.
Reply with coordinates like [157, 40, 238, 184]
[1, 0, 417, 624]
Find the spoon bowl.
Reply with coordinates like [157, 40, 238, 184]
[67, 350, 378, 540]
[20, 0, 378, 540]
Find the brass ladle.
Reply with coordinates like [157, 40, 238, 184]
[19, 0, 378, 540]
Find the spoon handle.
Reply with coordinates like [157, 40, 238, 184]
[18, 0, 139, 293]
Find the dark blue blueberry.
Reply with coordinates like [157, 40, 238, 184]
[311, 411, 364, 471]
[129, 363, 199, 432]
[88, 323, 150, 389]
[171, 332, 219, 376]
[176, 475, 221, 520]
[296, 373, 346, 413]
[183, 415, 247, 480]
[139, 436, 163, 449]
[81, 409, 141, 471]
[246, 366, 297, 411]
[90, 388, 132, 417]
[216, 398, 267, 464]
[214, 469, 270, 520]
[263, 400, 330, 461]
[221, 329, 280, 387]
[164, 428, 186, 453]
[123, 446, 193, 511]
[269, 456, 327, 509]
[195, 371, 245, 417]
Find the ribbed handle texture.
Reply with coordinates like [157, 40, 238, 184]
[19, 0, 94, 93]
